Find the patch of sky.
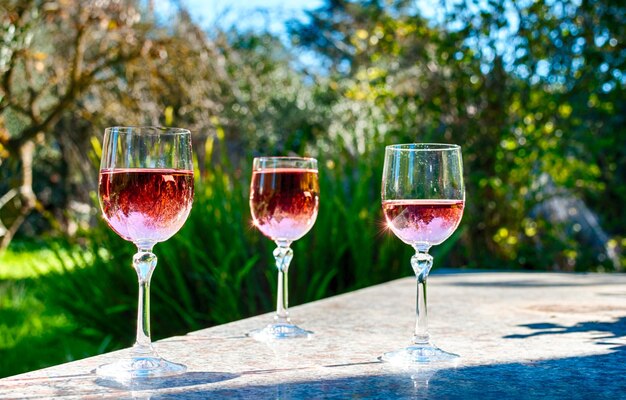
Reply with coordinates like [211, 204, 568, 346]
[148, 0, 622, 89]
[148, 0, 324, 72]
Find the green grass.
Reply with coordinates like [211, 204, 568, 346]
[0, 280, 99, 376]
[0, 241, 100, 378]
[0, 240, 82, 279]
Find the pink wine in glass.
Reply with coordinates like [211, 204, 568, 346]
[99, 168, 194, 244]
[383, 199, 464, 245]
[250, 168, 319, 241]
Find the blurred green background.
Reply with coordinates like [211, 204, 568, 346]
[0, 0, 624, 377]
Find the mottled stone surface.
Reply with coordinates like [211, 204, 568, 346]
[2, 272, 626, 399]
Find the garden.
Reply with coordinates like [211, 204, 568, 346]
[0, 0, 624, 378]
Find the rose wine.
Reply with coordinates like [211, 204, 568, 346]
[250, 168, 319, 241]
[99, 168, 194, 244]
[383, 199, 464, 246]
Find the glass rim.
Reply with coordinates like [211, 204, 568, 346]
[252, 156, 318, 171]
[104, 126, 191, 135]
[385, 143, 461, 152]
[253, 156, 318, 162]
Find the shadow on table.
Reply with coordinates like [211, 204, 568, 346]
[448, 279, 620, 288]
[145, 345, 626, 399]
[0, 371, 240, 399]
[145, 317, 626, 399]
[95, 371, 239, 391]
[504, 316, 626, 341]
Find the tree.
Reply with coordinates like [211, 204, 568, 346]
[289, 0, 625, 270]
[0, 0, 163, 249]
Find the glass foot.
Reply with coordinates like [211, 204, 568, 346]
[248, 323, 312, 341]
[95, 356, 186, 380]
[380, 344, 459, 366]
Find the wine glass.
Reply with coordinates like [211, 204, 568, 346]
[97, 126, 194, 379]
[381, 143, 464, 365]
[248, 157, 319, 340]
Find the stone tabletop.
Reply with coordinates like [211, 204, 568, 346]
[2, 272, 626, 399]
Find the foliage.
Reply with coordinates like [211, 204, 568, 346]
[0, 0, 176, 248]
[291, 0, 625, 271]
[0, 258, 99, 377]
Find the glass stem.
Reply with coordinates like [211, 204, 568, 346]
[273, 241, 293, 324]
[411, 245, 433, 345]
[132, 248, 157, 355]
